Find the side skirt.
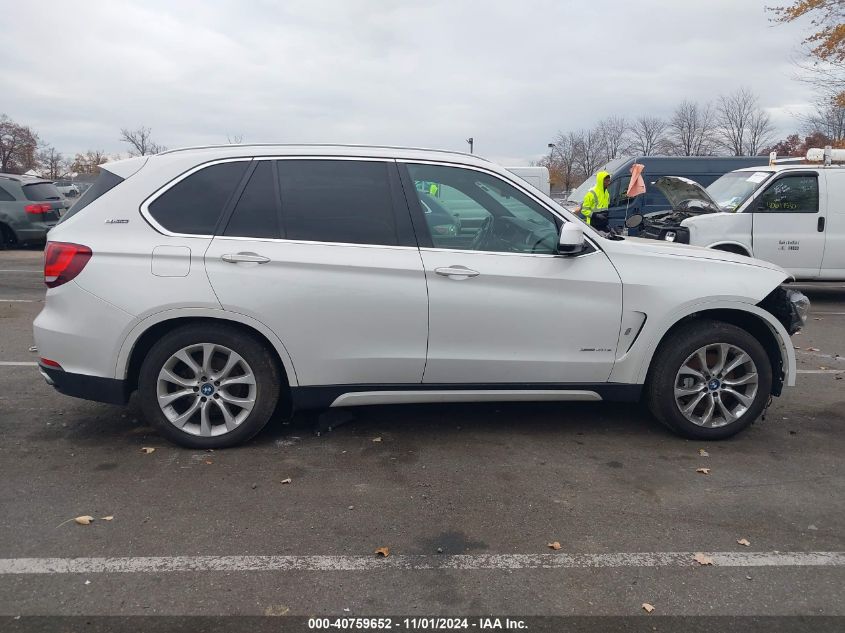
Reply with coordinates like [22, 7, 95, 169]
[291, 383, 642, 411]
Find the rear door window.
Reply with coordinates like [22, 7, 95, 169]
[148, 161, 250, 235]
[0, 184, 14, 201]
[277, 160, 400, 246]
[223, 161, 281, 239]
[22, 182, 62, 201]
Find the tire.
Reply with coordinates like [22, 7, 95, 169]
[0, 224, 16, 250]
[138, 323, 281, 449]
[646, 320, 772, 440]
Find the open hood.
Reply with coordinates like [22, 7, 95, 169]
[654, 176, 721, 213]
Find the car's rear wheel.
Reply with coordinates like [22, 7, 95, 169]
[646, 320, 772, 440]
[138, 324, 280, 448]
[0, 224, 16, 250]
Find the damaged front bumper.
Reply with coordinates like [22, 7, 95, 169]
[759, 287, 810, 335]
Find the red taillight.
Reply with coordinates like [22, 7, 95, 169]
[39, 357, 63, 369]
[44, 242, 92, 288]
[25, 203, 52, 214]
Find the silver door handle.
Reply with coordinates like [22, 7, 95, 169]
[435, 265, 480, 279]
[221, 252, 270, 264]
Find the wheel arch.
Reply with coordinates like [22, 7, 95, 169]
[709, 242, 751, 257]
[641, 306, 795, 396]
[117, 309, 299, 395]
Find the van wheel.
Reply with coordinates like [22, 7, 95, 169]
[138, 324, 280, 449]
[646, 320, 772, 440]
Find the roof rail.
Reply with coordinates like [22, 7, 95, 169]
[770, 145, 845, 167]
[156, 143, 489, 162]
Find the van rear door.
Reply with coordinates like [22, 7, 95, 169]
[819, 170, 845, 279]
[751, 171, 825, 279]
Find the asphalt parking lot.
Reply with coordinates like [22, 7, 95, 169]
[0, 247, 843, 627]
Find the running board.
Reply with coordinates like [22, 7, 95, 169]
[330, 390, 602, 408]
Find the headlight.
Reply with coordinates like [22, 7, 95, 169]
[788, 290, 810, 325]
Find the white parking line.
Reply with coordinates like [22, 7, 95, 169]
[0, 299, 37, 302]
[0, 269, 41, 273]
[797, 369, 844, 374]
[0, 362, 37, 366]
[0, 552, 841, 575]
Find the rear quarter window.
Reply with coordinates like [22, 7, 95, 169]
[59, 170, 125, 223]
[147, 161, 250, 235]
[0, 184, 15, 202]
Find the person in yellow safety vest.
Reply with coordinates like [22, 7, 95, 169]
[429, 182, 439, 197]
[580, 171, 611, 225]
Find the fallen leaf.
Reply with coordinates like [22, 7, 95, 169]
[819, 366, 828, 370]
[698, 448, 709, 457]
[372, 437, 382, 443]
[374, 546, 390, 557]
[547, 541, 562, 550]
[280, 478, 292, 484]
[140, 447, 155, 454]
[696, 468, 711, 475]
[836, 375, 843, 380]
[100, 516, 114, 521]
[794, 346, 801, 350]
[264, 605, 290, 616]
[693, 552, 714, 566]
[642, 603, 655, 614]
[74, 516, 95, 525]
[813, 317, 822, 321]
[204, 460, 213, 465]
[737, 538, 751, 547]
[807, 347, 820, 352]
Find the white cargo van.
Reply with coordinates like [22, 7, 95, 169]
[506, 166, 551, 196]
[638, 148, 845, 281]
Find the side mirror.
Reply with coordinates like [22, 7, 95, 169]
[625, 214, 644, 229]
[559, 222, 585, 255]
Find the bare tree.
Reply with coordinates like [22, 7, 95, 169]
[551, 131, 582, 192]
[668, 100, 716, 156]
[572, 127, 608, 178]
[120, 126, 166, 156]
[596, 116, 630, 161]
[38, 146, 67, 180]
[716, 88, 768, 156]
[71, 150, 109, 175]
[746, 107, 775, 155]
[227, 134, 244, 144]
[804, 99, 845, 141]
[629, 116, 669, 156]
[0, 114, 39, 173]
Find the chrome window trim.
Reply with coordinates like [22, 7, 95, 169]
[209, 234, 419, 252]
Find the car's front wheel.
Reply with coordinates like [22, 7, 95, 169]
[646, 320, 772, 440]
[138, 324, 280, 448]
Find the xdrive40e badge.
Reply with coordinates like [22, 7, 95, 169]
[105, 219, 129, 224]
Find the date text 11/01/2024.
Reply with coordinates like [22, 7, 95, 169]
[307, 617, 528, 630]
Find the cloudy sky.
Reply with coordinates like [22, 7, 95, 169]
[1, 0, 820, 163]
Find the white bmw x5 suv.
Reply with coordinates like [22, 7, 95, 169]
[34, 145, 809, 448]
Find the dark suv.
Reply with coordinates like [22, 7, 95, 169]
[0, 174, 67, 247]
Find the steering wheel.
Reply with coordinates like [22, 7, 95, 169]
[470, 215, 494, 250]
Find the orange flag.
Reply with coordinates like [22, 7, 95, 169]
[627, 163, 646, 197]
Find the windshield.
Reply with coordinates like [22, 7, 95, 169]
[705, 171, 772, 212]
[567, 156, 631, 203]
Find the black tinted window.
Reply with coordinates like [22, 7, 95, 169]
[0, 184, 14, 202]
[758, 175, 819, 213]
[224, 162, 279, 238]
[23, 182, 61, 201]
[149, 161, 249, 235]
[278, 160, 398, 246]
[59, 170, 124, 223]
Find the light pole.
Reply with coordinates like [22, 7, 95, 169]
[466, 137, 474, 154]
[547, 142, 555, 164]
